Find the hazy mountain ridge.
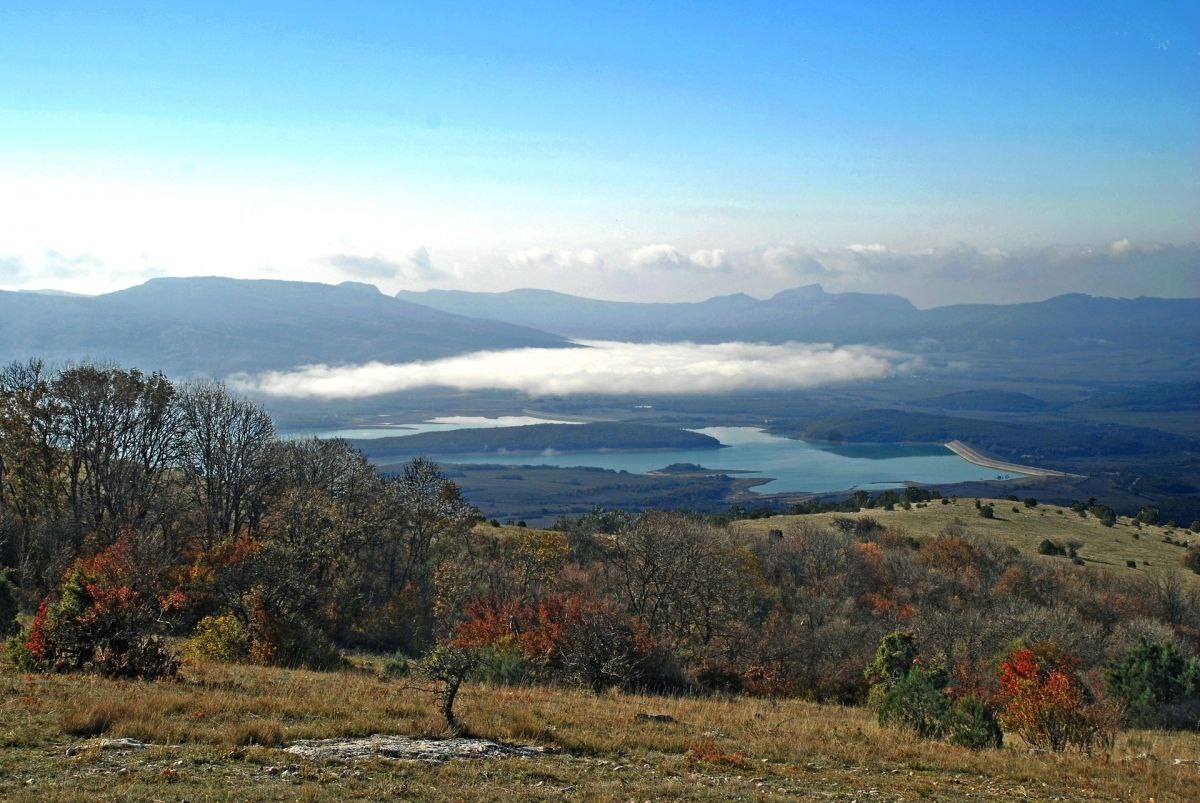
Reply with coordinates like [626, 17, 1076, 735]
[5, 277, 1196, 383]
[397, 285, 1200, 378]
[0, 277, 569, 376]
[397, 284, 918, 342]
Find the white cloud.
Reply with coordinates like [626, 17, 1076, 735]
[761, 246, 829, 276]
[628, 244, 731, 272]
[688, 248, 730, 270]
[629, 243, 689, 269]
[0, 255, 30, 283]
[325, 246, 448, 282]
[507, 248, 604, 271]
[231, 340, 918, 399]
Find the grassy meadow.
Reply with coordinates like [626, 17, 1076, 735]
[2, 657, 1200, 802]
[731, 497, 1199, 581]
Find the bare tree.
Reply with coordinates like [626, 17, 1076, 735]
[52, 365, 184, 544]
[600, 511, 751, 652]
[178, 381, 276, 550]
[0, 359, 69, 596]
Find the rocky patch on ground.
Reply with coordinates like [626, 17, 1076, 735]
[282, 734, 546, 763]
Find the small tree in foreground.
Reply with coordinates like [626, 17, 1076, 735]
[417, 644, 481, 733]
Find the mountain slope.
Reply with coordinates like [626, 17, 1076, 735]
[0, 277, 568, 376]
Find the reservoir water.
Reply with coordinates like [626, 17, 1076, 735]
[284, 418, 1020, 494]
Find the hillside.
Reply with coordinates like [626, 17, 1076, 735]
[381, 463, 748, 524]
[0, 278, 568, 376]
[798, 408, 1197, 461]
[731, 497, 1199, 581]
[349, 422, 722, 459]
[913, 390, 1054, 412]
[1073, 381, 1200, 412]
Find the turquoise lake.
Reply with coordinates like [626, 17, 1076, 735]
[285, 418, 1019, 494]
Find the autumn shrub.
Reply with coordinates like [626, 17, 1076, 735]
[997, 644, 1113, 752]
[184, 613, 251, 664]
[452, 594, 567, 675]
[9, 535, 180, 679]
[246, 596, 343, 670]
[558, 597, 648, 692]
[1105, 638, 1200, 730]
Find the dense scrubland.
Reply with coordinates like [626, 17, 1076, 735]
[2, 359, 1200, 799]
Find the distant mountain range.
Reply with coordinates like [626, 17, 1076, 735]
[3, 278, 1196, 382]
[0, 277, 568, 376]
[398, 284, 916, 342]
[399, 284, 1200, 380]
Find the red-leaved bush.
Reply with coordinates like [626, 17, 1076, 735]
[996, 644, 1113, 752]
[9, 531, 180, 679]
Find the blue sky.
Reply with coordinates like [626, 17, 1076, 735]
[0, 2, 1196, 302]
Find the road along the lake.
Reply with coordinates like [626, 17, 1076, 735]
[944, 440, 1087, 479]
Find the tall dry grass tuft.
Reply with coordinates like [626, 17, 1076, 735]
[60, 699, 130, 736]
[227, 718, 285, 747]
[684, 736, 750, 768]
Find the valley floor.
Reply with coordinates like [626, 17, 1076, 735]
[2, 658, 1198, 801]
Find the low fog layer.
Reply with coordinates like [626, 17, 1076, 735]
[231, 340, 917, 398]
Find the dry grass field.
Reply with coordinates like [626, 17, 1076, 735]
[2, 658, 1200, 802]
[731, 498, 1199, 581]
[3, 502, 1198, 801]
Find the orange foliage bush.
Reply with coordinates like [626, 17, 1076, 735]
[996, 644, 1113, 752]
[10, 531, 180, 678]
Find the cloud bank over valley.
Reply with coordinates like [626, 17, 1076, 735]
[232, 340, 918, 399]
